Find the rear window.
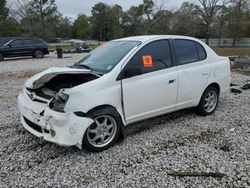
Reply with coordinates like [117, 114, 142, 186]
[175, 39, 206, 65]
[196, 42, 206, 60]
[175, 39, 199, 65]
[31, 39, 44, 44]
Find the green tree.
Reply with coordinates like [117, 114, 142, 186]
[171, 2, 202, 37]
[0, 0, 20, 37]
[122, 5, 144, 36]
[55, 15, 72, 39]
[146, 10, 173, 35]
[91, 2, 109, 40]
[29, 0, 57, 40]
[72, 14, 90, 39]
[224, 0, 249, 46]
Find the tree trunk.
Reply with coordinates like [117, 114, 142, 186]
[205, 25, 209, 45]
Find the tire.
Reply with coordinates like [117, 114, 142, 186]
[33, 50, 44, 58]
[83, 107, 122, 152]
[0, 53, 4, 61]
[196, 86, 219, 116]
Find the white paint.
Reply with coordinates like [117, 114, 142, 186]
[18, 35, 231, 149]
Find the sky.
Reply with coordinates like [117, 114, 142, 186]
[55, 0, 186, 20]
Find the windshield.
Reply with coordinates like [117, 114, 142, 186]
[74, 40, 140, 73]
[0, 38, 11, 46]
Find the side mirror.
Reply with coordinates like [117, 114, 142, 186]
[117, 68, 141, 80]
[8, 44, 12, 48]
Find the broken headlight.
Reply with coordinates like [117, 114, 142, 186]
[49, 92, 69, 112]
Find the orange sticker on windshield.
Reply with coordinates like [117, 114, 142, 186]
[142, 55, 153, 67]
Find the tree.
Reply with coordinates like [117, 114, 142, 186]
[145, 10, 173, 35]
[91, 3, 110, 40]
[143, 0, 154, 21]
[107, 4, 124, 39]
[30, 0, 57, 40]
[10, 0, 69, 40]
[55, 15, 72, 39]
[0, 0, 20, 37]
[224, 0, 249, 46]
[193, 0, 223, 44]
[72, 14, 90, 39]
[171, 2, 202, 37]
[122, 5, 144, 36]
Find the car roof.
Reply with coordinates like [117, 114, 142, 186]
[0, 37, 43, 41]
[113, 35, 201, 43]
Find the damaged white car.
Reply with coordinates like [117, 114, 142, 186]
[18, 35, 231, 152]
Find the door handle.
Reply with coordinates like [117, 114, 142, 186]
[168, 79, 176, 84]
[202, 73, 208, 76]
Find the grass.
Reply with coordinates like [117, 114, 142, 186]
[48, 44, 99, 51]
[213, 47, 250, 58]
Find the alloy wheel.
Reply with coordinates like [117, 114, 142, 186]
[87, 115, 117, 148]
[204, 91, 218, 113]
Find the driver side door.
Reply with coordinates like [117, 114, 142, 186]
[120, 39, 178, 124]
[7, 39, 24, 56]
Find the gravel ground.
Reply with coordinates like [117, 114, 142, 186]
[0, 55, 250, 187]
[0, 53, 84, 74]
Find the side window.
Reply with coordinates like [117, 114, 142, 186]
[196, 42, 206, 60]
[10, 40, 23, 47]
[31, 39, 43, 44]
[124, 40, 172, 76]
[175, 39, 199, 65]
[23, 39, 32, 45]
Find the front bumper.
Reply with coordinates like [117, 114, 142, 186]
[17, 91, 94, 149]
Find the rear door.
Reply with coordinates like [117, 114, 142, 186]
[174, 39, 211, 109]
[21, 39, 34, 55]
[121, 39, 178, 123]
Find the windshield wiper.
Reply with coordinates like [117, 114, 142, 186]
[70, 64, 105, 76]
[75, 64, 93, 70]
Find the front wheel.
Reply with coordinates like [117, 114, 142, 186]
[0, 53, 4, 61]
[196, 86, 219, 116]
[33, 50, 44, 58]
[83, 107, 122, 152]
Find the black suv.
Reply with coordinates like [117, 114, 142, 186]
[0, 38, 49, 61]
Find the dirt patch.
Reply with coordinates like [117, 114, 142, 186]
[213, 48, 250, 58]
[191, 130, 218, 141]
[1, 70, 42, 79]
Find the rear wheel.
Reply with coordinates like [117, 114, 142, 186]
[196, 86, 219, 116]
[0, 53, 4, 61]
[33, 50, 44, 58]
[83, 107, 122, 152]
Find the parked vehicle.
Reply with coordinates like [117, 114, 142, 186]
[17, 35, 231, 152]
[0, 37, 49, 61]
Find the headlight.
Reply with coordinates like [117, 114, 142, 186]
[49, 92, 69, 112]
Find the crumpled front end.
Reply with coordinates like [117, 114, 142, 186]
[18, 88, 94, 149]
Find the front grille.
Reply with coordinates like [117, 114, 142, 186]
[23, 116, 42, 133]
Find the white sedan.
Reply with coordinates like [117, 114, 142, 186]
[18, 35, 231, 152]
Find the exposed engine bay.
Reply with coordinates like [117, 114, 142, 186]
[26, 73, 99, 101]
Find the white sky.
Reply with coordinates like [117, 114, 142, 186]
[7, 0, 201, 20]
[55, 0, 187, 19]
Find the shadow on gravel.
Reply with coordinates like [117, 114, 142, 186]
[3, 56, 51, 62]
[124, 108, 194, 137]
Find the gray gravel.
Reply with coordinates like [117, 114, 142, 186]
[0, 55, 250, 187]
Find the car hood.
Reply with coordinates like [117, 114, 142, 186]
[25, 67, 97, 89]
